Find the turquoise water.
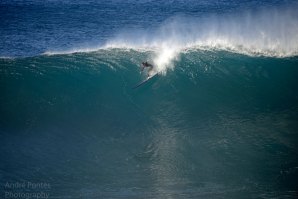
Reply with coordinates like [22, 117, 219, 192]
[1, 49, 298, 198]
[1, 0, 298, 198]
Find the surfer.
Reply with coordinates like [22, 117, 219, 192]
[141, 61, 154, 77]
[132, 61, 157, 89]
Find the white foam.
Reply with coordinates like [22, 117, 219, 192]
[103, 5, 298, 73]
[44, 5, 298, 74]
[43, 46, 102, 56]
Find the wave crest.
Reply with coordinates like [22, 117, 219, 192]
[104, 5, 298, 73]
[44, 5, 298, 74]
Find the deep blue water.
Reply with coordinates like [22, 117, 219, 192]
[1, 0, 298, 198]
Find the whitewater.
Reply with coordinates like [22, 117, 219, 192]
[43, 4, 298, 75]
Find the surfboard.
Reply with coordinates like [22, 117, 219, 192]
[132, 73, 158, 89]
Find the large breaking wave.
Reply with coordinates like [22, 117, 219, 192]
[2, 39, 298, 199]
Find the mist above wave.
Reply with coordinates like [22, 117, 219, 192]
[43, 5, 298, 74]
[103, 5, 298, 73]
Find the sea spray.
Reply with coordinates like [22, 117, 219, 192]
[103, 5, 298, 58]
[43, 5, 298, 67]
[153, 45, 180, 74]
[45, 5, 298, 73]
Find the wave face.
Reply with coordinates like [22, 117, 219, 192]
[1, 49, 298, 198]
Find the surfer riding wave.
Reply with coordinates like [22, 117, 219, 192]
[141, 61, 154, 78]
[132, 61, 158, 89]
